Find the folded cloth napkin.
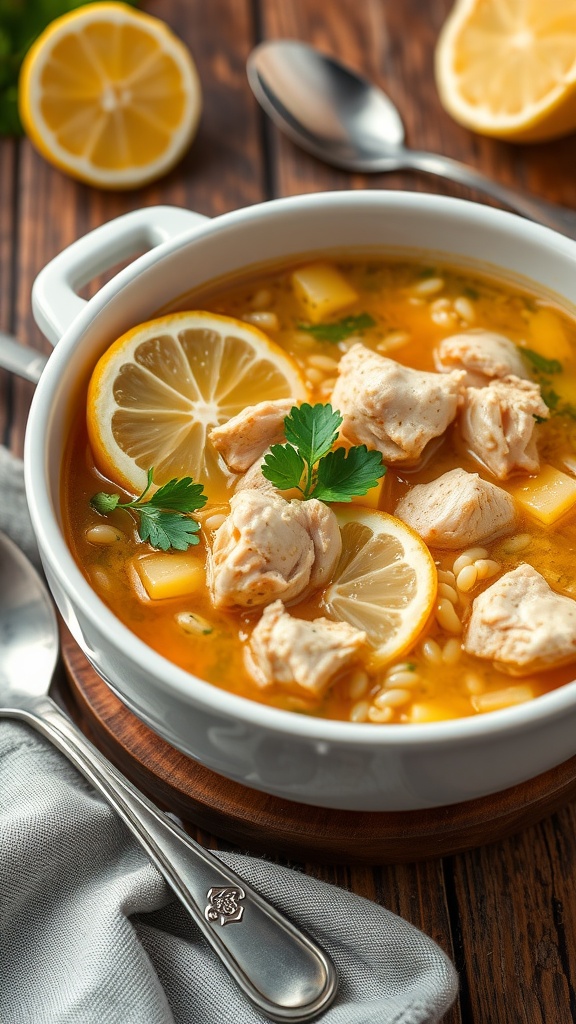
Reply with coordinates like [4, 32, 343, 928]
[0, 447, 458, 1024]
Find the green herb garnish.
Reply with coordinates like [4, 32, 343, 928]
[540, 385, 560, 411]
[463, 286, 479, 300]
[297, 313, 375, 343]
[0, 0, 139, 136]
[90, 469, 207, 551]
[262, 404, 386, 502]
[522, 348, 563, 376]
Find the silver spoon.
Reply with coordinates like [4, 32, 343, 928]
[247, 40, 576, 239]
[0, 530, 337, 1022]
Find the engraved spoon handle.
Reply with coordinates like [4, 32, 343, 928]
[9, 697, 336, 1022]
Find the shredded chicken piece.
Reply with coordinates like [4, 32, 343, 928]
[208, 490, 341, 609]
[464, 564, 576, 675]
[460, 375, 548, 480]
[395, 468, 516, 549]
[246, 599, 366, 697]
[234, 453, 278, 495]
[209, 398, 293, 473]
[331, 344, 464, 463]
[435, 329, 529, 387]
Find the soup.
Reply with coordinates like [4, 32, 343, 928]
[61, 256, 576, 724]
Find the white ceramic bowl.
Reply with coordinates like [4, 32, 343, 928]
[26, 191, 576, 811]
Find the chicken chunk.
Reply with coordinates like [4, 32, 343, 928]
[395, 468, 516, 549]
[464, 564, 576, 675]
[246, 600, 366, 697]
[460, 375, 548, 480]
[208, 490, 342, 609]
[435, 329, 529, 387]
[209, 398, 293, 473]
[234, 455, 278, 495]
[235, 450, 302, 499]
[331, 344, 464, 463]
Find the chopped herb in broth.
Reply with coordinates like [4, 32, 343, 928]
[62, 257, 576, 725]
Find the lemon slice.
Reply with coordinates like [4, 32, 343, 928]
[19, 2, 201, 188]
[324, 508, 437, 665]
[435, 0, 576, 142]
[87, 311, 308, 501]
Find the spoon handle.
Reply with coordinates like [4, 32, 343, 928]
[14, 697, 336, 1023]
[0, 331, 48, 385]
[402, 150, 576, 238]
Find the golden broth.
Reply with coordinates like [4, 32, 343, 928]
[61, 257, 576, 723]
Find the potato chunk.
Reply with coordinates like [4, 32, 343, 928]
[135, 553, 205, 600]
[291, 263, 358, 322]
[510, 465, 576, 525]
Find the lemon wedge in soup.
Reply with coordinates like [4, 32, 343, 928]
[87, 312, 308, 501]
[324, 508, 437, 667]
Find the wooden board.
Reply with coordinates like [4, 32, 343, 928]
[60, 623, 576, 866]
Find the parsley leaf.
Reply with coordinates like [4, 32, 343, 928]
[90, 468, 207, 551]
[284, 403, 342, 466]
[0, 0, 139, 136]
[314, 446, 386, 503]
[261, 443, 305, 491]
[540, 385, 561, 411]
[522, 348, 563, 375]
[147, 476, 208, 513]
[137, 509, 201, 552]
[262, 403, 387, 502]
[297, 313, 375, 343]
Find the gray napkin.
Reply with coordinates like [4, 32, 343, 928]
[0, 447, 458, 1024]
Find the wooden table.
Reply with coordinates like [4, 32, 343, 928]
[3, 2, 576, 1021]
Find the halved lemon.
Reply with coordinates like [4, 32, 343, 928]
[87, 311, 308, 501]
[324, 508, 437, 665]
[19, 2, 201, 188]
[435, 0, 576, 142]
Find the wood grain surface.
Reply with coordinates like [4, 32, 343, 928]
[3, 2, 576, 1022]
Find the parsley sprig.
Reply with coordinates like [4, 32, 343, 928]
[522, 348, 563, 376]
[262, 404, 386, 502]
[520, 347, 576, 420]
[90, 469, 207, 551]
[297, 313, 375, 343]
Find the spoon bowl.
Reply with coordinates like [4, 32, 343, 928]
[247, 40, 576, 237]
[0, 532, 58, 708]
[248, 39, 405, 171]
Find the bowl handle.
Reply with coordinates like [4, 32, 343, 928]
[32, 206, 209, 346]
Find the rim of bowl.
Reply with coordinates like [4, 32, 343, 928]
[25, 189, 576, 747]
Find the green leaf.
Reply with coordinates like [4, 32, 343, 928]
[313, 446, 386, 502]
[297, 313, 375, 343]
[90, 491, 120, 514]
[541, 385, 561, 411]
[148, 476, 208, 513]
[522, 348, 563, 375]
[284, 403, 342, 467]
[89, 467, 206, 551]
[262, 444, 305, 491]
[137, 508, 201, 552]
